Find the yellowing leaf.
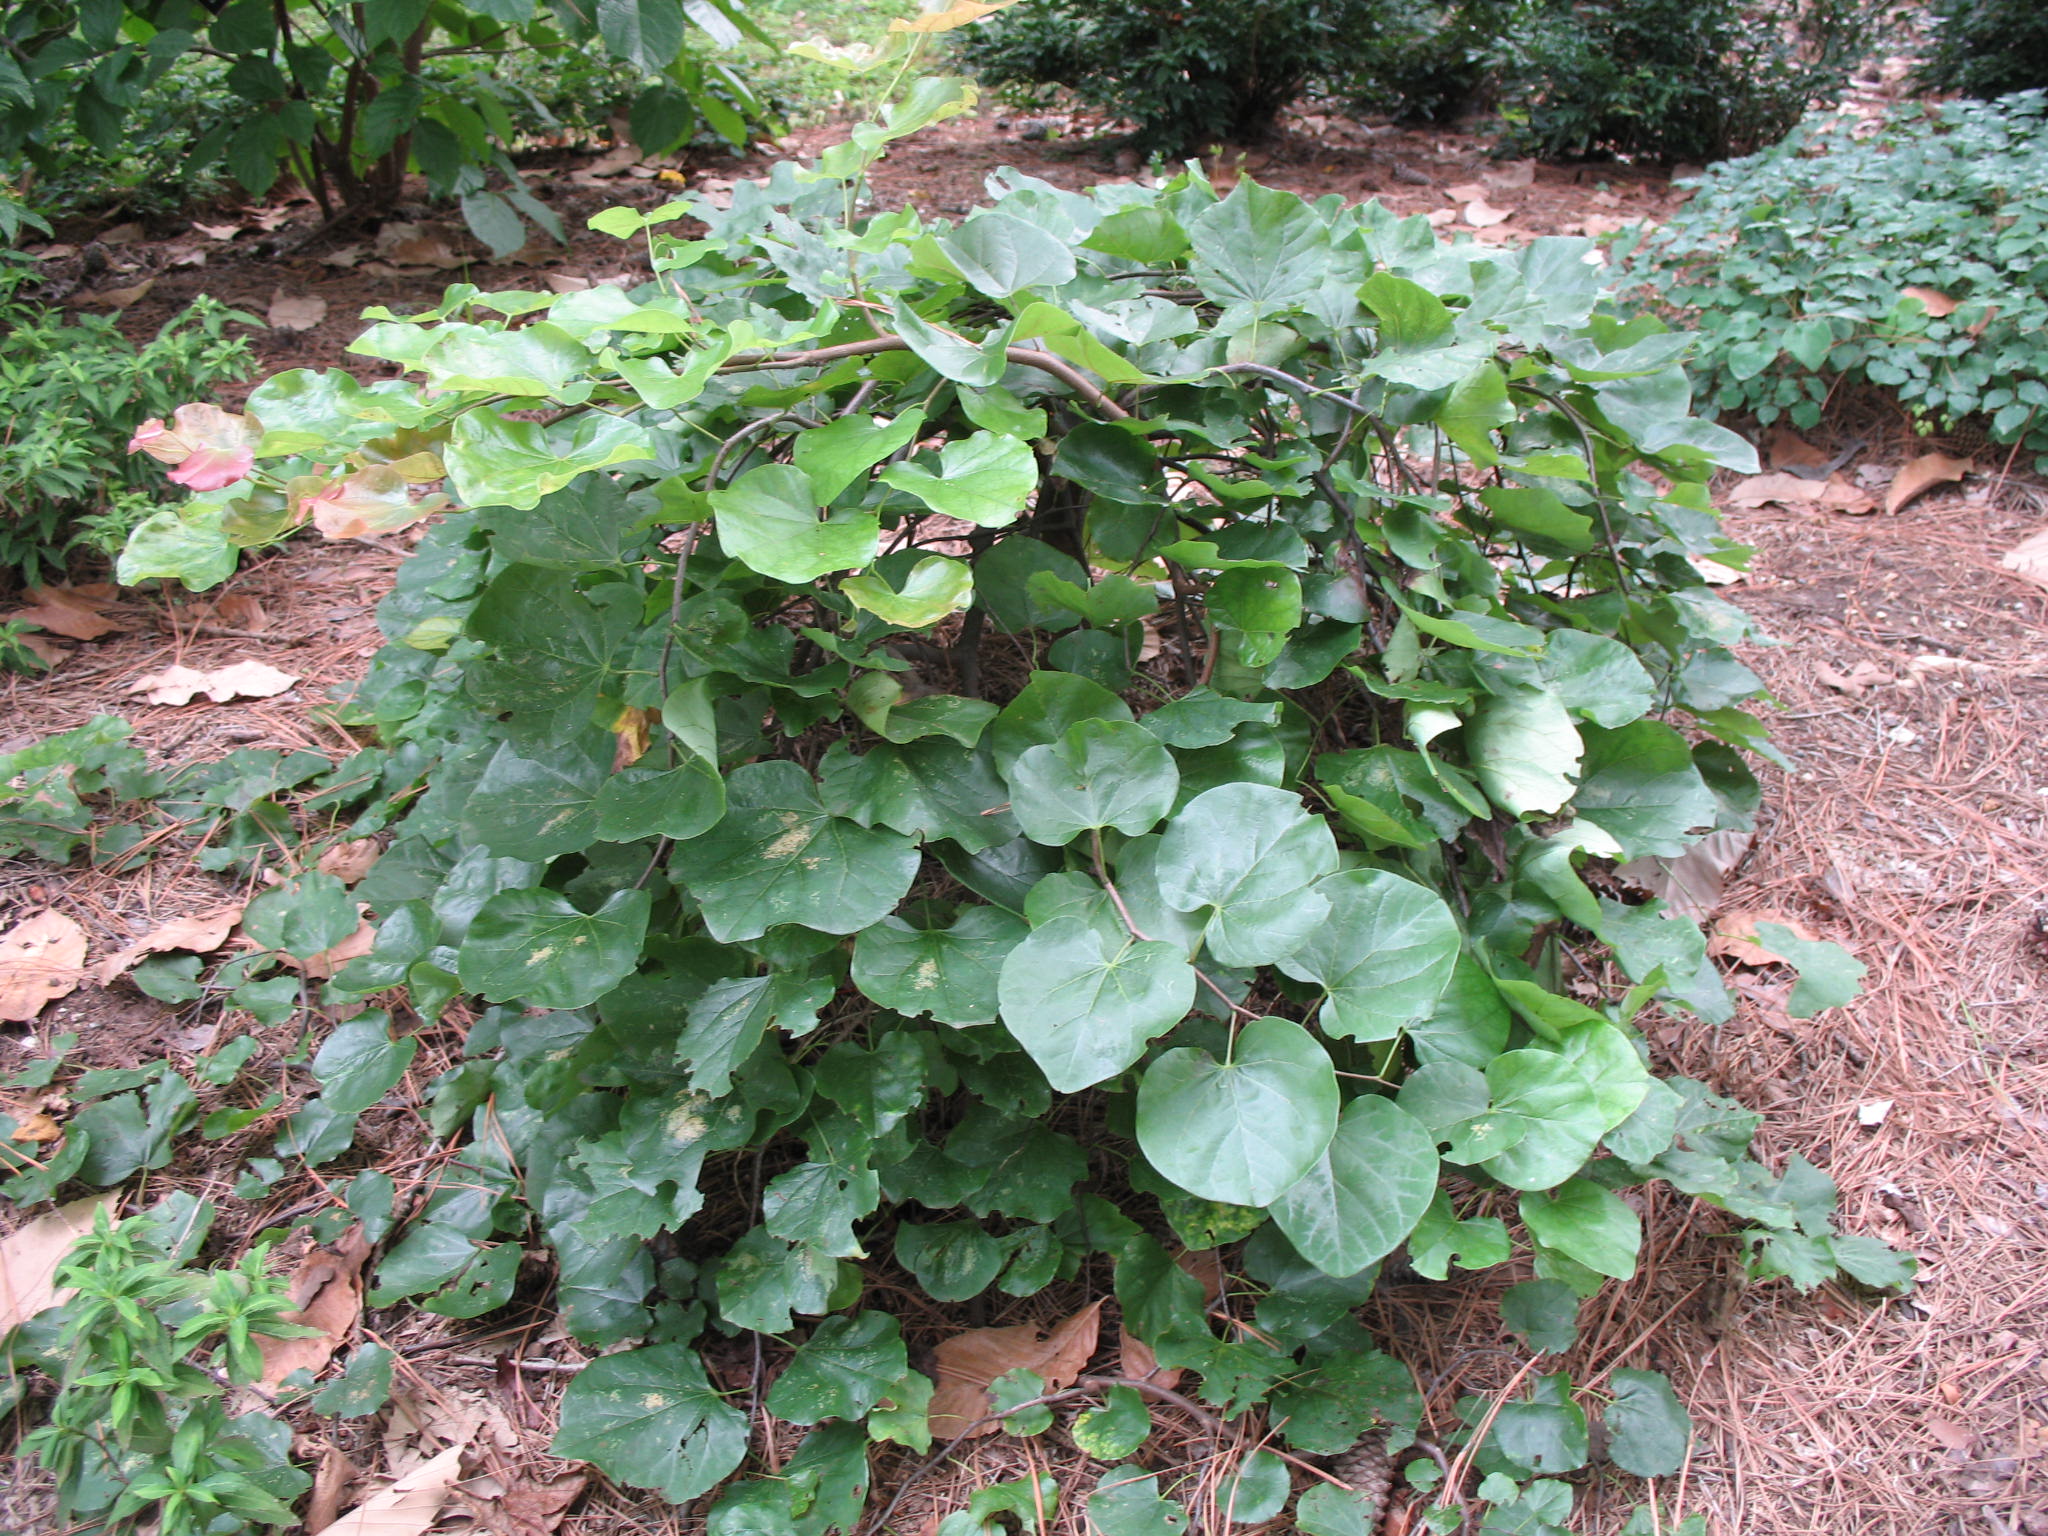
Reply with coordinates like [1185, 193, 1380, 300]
[889, 0, 1021, 33]
[320, 1442, 469, 1536]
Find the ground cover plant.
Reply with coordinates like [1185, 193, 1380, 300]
[3, 44, 1916, 1536]
[0, 256, 256, 585]
[1621, 90, 2048, 469]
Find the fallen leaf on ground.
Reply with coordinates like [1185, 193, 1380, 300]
[269, 292, 329, 331]
[100, 221, 144, 245]
[0, 910, 88, 1022]
[1686, 554, 1745, 585]
[1485, 159, 1536, 190]
[1588, 188, 1622, 208]
[2000, 528, 2048, 593]
[1901, 286, 1960, 317]
[1766, 426, 1832, 473]
[1885, 452, 1973, 515]
[129, 659, 298, 705]
[27, 243, 78, 259]
[197, 593, 270, 631]
[16, 633, 67, 667]
[1928, 1419, 1976, 1456]
[75, 278, 154, 308]
[1463, 199, 1513, 228]
[1579, 214, 1632, 237]
[321, 1442, 469, 1536]
[1709, 910, 1817, 967]
[1857, 1099, 1893, 1127]
[308, 1447, 359, 1534]
[259, 1229, 369, 1389]
[1117, 1330, 1180, 1392]
[0, 1194, 116, 1332]
[322, 246, 364, 269]
[1444, 181, 1490, 203]
[318, 840, 382, 885]
[1424, 208, 1458, 228]
[5, 587, 117, 640]
[386, 236, 466, 269]
[452, 1472, 587, 1536]
[193, 221, 241, 241]
[928, 1299, 1103, 1439]
[1617, 828, 1753, 919]
[92, 903, 244, 984]
[1178, 1247, 1224, 1303]
[285, 913, 376, 979]
[1815, 660, 1893, 697]
[1726, 471, 1829, 508]
[12, 1111, 63, 1143]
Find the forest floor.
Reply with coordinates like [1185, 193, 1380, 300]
[6, 82, 2048, 1536]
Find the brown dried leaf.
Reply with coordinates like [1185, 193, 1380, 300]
[1117, 1330, 1181, 1393]
[318, 840, 382, 885]
[286, 914, 376, 979]
[77, 277, 155, 308]
[92, 904, 244, 984]
[322, 245, 364, 269]
[0, 910, 88, 1022]
[269, 292, 329, 331]
[129, 659, 298, 705]
[1443, 181, 1490, 204]
[1999, 528, 2048, 594]
[100, 221, 145, 245]
[1178, 1247, 1224, 1304]
[321, 1442, 469, 1536]
[1884, 452, 1973, 515]
[1484, 159, 1537, 190]
[1766, 426, 1831, 472]
[1815, 475, 1877, 515]
[1709, 910, 1817, 967]
[928, 1299, 1103, 1440]
[453, 1472, 587, 1536]
[199, 593, 270, 631]
[386, 236, 466, 270]
[258, 1231, 368, 1390]
[308, 1447, 359, 1534]
[1617, 828, 1753, 919]
[1815, 660, 1893, 697]
[1462, 199, 1512, 228]
[1901, 286, 1960, 317]
[1726, 471, 1830, 509]
[1927, 1418, 1976, 1455]
[17, 633, 67, 667]
[6, 586, 117, 640]
[0, 1194, 116, 1333]
[193, 221, 242, 241]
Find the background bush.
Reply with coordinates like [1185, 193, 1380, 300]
[1919, 0, 2048, 99]
[1343, 0, 1523, 124]
[955, 0, 1391, 151]
[0, 263, 256, 584]
[1621, 90, 2048, 467]
[1491, 0, 1881, 161]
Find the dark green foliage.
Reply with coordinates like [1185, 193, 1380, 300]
[1343, 0, 1522, 124]
[1921, 0, 2048, 98]
[1492, 0, 1881, 161]
[0, 263, 255, 583]
[61, 63, 1907, 1533]
[956, 0, 1392, 151]
[1622, 92, 2048, 468]
[0, 0, 770, 255]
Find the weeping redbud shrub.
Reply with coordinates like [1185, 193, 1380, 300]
[113, 67, 1909, 1536]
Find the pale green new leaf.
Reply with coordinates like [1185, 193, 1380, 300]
[842, 556, 975, 628]
[712, 462, 880, 582]
[880, 431, 1038, 527]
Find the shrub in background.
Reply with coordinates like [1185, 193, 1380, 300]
[1492, 0, 1881, 161]
[955, 0, 1391, 151]
[0, 263, 256, 584]
[1919, 0, 2048, 99]
[1344, 0, 1525, 124]
[1621, 91, 2048, 468]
